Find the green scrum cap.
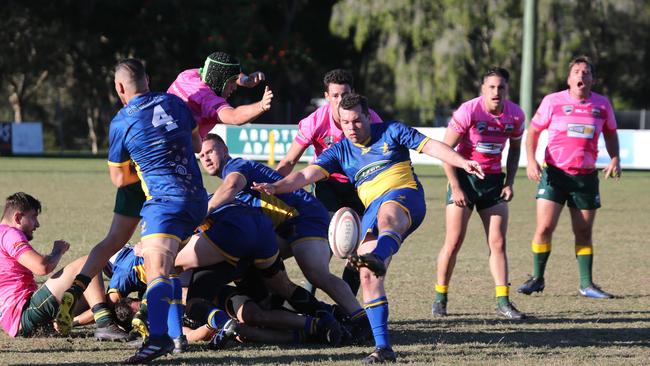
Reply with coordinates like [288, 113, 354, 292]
[199, 51, 241, 97]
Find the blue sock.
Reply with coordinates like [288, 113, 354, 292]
[207, 308, 230, 330]
[372, 231, 402, 261]
[167, 276, 183, 339]
[145, 276, 172, 338]
[364, 296, 390, 349]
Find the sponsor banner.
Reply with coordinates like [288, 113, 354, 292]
[210, 124, 314, 161]
[0, 122, 43, 155]
[215, 124, 648, 169]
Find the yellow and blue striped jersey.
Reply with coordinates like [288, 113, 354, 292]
[313, 121, 429, 207]
[107, 246, 146, 298]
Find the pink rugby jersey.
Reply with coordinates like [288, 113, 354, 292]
[295, 104, 382, 183]
[168, 69, 233, 138]
[449, 97, 525, 174]
[0, 224, 38, 337]
[531, 90, 617, 175]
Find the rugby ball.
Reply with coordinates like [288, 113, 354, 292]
[328, 207, 361, 259]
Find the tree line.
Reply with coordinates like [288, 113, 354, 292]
[1, 0, 648, 153]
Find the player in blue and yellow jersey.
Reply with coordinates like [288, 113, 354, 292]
[96, 59, 208, 364]
[199, 134, 371, 340]
[253, 93, 484, 363]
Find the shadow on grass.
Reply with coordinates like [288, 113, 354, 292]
[391, 316, 650, 349]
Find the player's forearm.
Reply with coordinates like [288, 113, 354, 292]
[271, 168, 320, 194]
[218, 103, 265, 126]
[603, 132, 620, 161]
[526, 128, 541, 164]
[207, 186, 238, 214]
[504, 144, 521, 186]
[423, 139, 469, 169]
[442, 162, 461, 189]
[42, 248, 65, 274]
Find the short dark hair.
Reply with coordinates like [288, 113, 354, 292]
[568, 55, 595, 76]
[339, 93, 369, 116]
[323, 69, 353, 92]
[115, 58, 147, 81]
[2, 192, 41, 219]
[200, 52, 241, 97]
[482, 67, 510, 83]
[203, 133, 226, 145]
[114, 298, 136, 331]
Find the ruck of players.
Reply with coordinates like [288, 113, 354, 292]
[0, 53, 621, 364]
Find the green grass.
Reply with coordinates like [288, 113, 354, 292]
[1, 157, 649, 365]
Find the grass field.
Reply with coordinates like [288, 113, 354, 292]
[1, 157, 649, 365]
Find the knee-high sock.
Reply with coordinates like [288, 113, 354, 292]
[167, 275, 183, 339]
[435, 284, 448, 302]
[532, 242, 551, 278]
[372, 231, 402, 262]
[364, 296, 390, 350]
[495, 285, 510, 306]
[575, 245, 593, 288]
[145, 276, 172, 337]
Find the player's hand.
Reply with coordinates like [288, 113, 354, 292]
[52, 240, 70, 256]
[238, 71, 265, 88]
[258, 86, 273, 112]
[527, 160, 542, 182]
[252, 182, 275, 195]
[450, 187, 468, 207]
[500, 185, 514, 202]
[603, 158, 621, 180]
[464, 160, 484, 179]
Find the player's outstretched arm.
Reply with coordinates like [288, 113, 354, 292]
[252, 165, 326, 195]
[525, 126, 542, 182]
[207, 173, 247, 214]
[421, 138, 484, 179]
[276, 140, 308, 177]
[602, 131, 621, 179]
[218, 86, 273, 126]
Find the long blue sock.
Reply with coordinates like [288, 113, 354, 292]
[207, 308, 230, 330]
[167, 276, 183, 339]
[364, 296, 390, 350]
[372, 231, 402, 261]
[145, 276, 172, 337]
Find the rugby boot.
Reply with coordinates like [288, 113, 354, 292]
[124, 335, 175, 364]
[431, 300, 448, 317]
[363, 347, 397, 364]
[517, 276, 545, 295]
[55, 291, 76, 336]
[208, 318, 239, 350]
[496, 302, 527, 320]
[173, 335, 189, 354]
[315, 312, 343, 347]
[348, 253, 386, 277]
[94, 322, 129, 341]
[579, 283, 614, 299]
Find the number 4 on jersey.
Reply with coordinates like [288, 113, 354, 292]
[151, 105, 178, 131]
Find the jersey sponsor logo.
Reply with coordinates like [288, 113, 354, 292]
[563, 105, 574, 115]
[592, 107, 602, 118]
[567, 123, 595, 139]
[475, 121, 488, 134]
[354, 160, 390, 182]
[324, 136, 334, 147]
[475, 142, 503, 154]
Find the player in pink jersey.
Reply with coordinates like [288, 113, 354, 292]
[431, 68, 527, 319]
[276, 69, 382, 297]
[0, 192, 126, 340]
[518, 56, 621, 299]
[168, 51, 273, 137]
